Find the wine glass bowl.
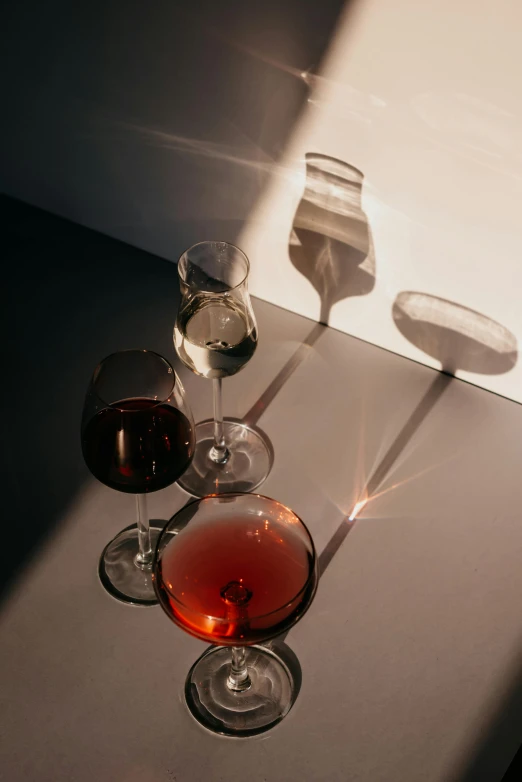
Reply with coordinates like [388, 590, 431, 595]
[173, 241, 272, 497]
[174, 241, 256, 380]
[81, 350, 195, 605]
[154, 493, 318, 736]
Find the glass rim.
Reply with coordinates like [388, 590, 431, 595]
[304, 152, 364, 180]
[154, 492, 318, 624]
[177, 240, 251, 291]
[90, 349, 176, 411]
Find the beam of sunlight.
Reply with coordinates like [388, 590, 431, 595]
[203, 18, 522, 187]
[89, 117, 309, 186]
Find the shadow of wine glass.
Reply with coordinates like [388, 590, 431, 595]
[239, 157, 377, 436]
[393, 291, 521, 782]
[393, 291, 518, 376]
[315, 292, 519, 581]
[289, 153, 375, 325]
[242, 320, 327, 428]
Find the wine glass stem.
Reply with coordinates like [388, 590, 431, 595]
[210, 378, 230, 464]
[134, 494, 153, 569]
[227, 646, 251, 692]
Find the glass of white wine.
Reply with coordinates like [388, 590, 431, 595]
[174, 241, 272, 497]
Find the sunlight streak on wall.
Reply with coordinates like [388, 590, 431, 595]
[238, 0, 522, 402]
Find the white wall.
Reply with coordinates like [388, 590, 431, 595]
[240, 0, 522, 401]
[3, 0, 522, 401]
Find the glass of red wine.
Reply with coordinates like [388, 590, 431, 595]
[153, 493, 318, 736]
[173, 241, 272, 497]
[81, 350, 195, 606]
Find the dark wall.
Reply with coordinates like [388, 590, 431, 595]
[1, 0, 346, 258]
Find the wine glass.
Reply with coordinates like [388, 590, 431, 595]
[81, 350, 195, 606]
[173, 241, 272, 497]
[153, 493, 318, 737]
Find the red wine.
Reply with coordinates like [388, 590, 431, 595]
[82, 399, 194, 493]
[156, 512, 317, 645]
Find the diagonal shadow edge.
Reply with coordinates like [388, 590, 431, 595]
[271, 370, 452, 646]
[177, 319, 327, 509]
[318, 372, 452, 578]
[242, 320, 327, 427]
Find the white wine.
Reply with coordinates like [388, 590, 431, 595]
[174, 293, 257, 379]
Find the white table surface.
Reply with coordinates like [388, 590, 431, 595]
[2, 200, 522, 782]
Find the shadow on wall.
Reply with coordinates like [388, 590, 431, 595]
[0, 0, 351, 259]
[289, 153, 375, 324]
[393, 292, 518, 376]
[241, 153, 376, 427]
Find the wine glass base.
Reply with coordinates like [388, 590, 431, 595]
[184, 644, 297, 737]
[176, 419, 273, 498]
[98, 521, 166, 606]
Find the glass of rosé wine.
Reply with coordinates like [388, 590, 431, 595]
[153, 492, 317, 737]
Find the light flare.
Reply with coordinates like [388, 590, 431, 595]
[344, 452, 459, 521]
[95, 118, 304, 185]
[348, 497, 368, 521]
